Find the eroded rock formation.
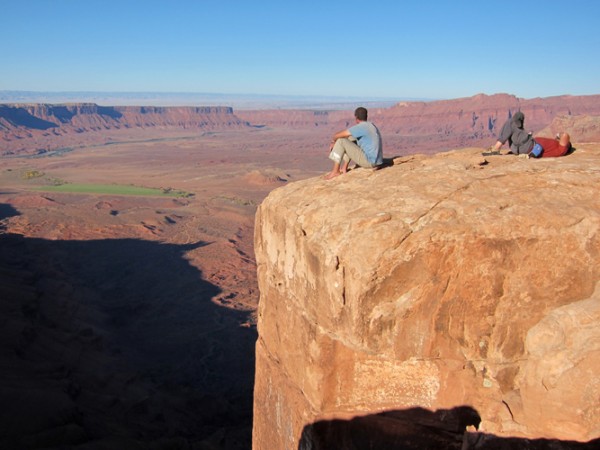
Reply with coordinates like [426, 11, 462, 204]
[253, 145, 600, 449]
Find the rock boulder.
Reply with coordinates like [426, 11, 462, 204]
[253, 144, 600, 449]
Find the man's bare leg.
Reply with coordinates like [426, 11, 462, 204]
[340, 160, 349, 174]
[559, 132, 571, 147]
[324, 161, 341, 179]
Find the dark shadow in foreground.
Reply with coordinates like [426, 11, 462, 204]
[0, 204, 256, 449]
[298, 406, 599, 450]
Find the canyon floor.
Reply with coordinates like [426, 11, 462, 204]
[0, 128, 336, 449]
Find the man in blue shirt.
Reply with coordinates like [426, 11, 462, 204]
[325, 107, 383, 179]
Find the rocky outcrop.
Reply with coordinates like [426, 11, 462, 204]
[253, 145, 600, 449]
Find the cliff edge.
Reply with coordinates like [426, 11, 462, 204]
[253, 144, 600, 449]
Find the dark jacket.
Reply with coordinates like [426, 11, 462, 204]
[497, 112, 534, 154]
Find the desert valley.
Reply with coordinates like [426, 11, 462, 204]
[1, 93, 600, 449]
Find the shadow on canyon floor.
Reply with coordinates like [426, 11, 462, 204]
[0, 204, 256, 449]
[298, 406, 599, 450]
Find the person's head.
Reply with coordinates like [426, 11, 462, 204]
[354, 107, 368, 122]
[512, 111, 525, 128]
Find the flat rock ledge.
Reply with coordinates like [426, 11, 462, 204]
[253, 145, 600, 449]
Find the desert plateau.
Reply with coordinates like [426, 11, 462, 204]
[1, 93, 600, 449]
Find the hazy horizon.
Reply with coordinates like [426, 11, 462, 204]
[0, 90, 425, 110]
[4, 90, 598, 111]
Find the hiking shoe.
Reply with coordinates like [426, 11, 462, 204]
[482, 147, 501, 156]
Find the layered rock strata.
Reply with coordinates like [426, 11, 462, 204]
[0, 103, 245, 131]
[0, 103, 249, 155]
[253, 145, 600, 449]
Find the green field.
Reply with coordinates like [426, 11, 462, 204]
[35, 183, 192, 197]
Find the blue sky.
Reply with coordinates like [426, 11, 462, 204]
[2, 0, 600, 100]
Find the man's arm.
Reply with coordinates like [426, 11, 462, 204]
[330, 129, 352, 150]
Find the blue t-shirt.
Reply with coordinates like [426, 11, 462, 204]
[349, 121, 383, 165]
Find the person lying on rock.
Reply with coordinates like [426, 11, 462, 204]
[325, 107, 383, 179]
[527, 132, 572, 158]
[487, 111, 572, 158]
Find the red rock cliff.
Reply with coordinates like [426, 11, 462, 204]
[238, 93, 600, 154]
[375, 93, 600, 136]
[253, 144, 600, 449]
[0, 103, 249, 155]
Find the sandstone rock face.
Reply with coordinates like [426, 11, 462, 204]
[253, 145, 600, 448]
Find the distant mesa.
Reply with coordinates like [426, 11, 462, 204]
[0, 103, 250, 156]
[2, 93, 600, 157]
[237, 92, 600, 147]
[0, 104, 58, 130]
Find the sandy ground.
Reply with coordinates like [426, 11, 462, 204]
[0, 128, 331, 449]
